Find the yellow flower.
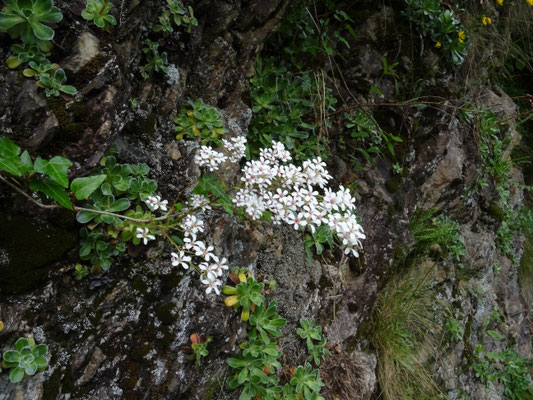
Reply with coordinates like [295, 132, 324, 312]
[482, 16, 492, 25]
[458, 30, 466, 43]
[527, 0, 533, 6]
[435, 41, 442, 48]
[497, 0, 503, 5]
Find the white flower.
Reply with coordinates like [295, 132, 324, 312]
[288, 212, 307, 230]
[190, 194, 211, 210]
[195, 243, 216, 261]
[181, 214, 204, 235]
[211, 257, 229, 276]
[199, 262, 218, 280]
[171, 251, 191, 269]
[145, 195, 168, 212]
[145, 196, 159, 210]
[136, 227, 155, 245]
[201, 276, 221, 295]
[222, 136, 247, 162]
[183, 234, 197, 249]
[157, 198, 168, 212]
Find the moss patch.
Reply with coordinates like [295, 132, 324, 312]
[0, 213, 78, 295]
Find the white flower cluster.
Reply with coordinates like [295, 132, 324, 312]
[196, 139, 365, 257]
[194, 136, 248, 171]
[194, 146, 227, 171]
[222, 136, 247, 162]
[168, 214, 229, 294]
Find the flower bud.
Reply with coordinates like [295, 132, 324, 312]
[222, 285, 237, 295]
[224, 295, 239, 307]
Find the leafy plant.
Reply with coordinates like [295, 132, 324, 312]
[411, 209, 465, 261]
[153, 0, 197, 35]
[0, 0, 62, 52]
[472, 346, 533, 399]
[248, 301, 286, 344]
[75, 155, 159, 270]
[81, 0, 117, 30]
[174, 99, 226, 146]
[79, 226, 126, 271]
[304, 225, 333, 264]
[6, 42, 49, 69]
[445, 318, 464, 342]
[248, 57, 335, 161]
[189, 334, 211, 366]
[74, 264, 89, 280]
[0, 137, 76, 209]
[296, 319, 330, 366]
[2, 337, 48, 383]
[341, 109, 403, 169]
[37, 68, 77, 97]
[271, 1, 355, 68]
[289, 363, 324, 399]
[223, 275, 265, 321]
[403, 0, 468, 66]
[140, 39, 169, 79]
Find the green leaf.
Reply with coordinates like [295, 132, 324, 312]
[30, 20, 55, 41]
[3, 350, 20, 363]
[109, 198, 130, 212]
[32, 344, 48, 357]
[34, 156, 72, 187]
[9, 366, 24, 383]
[193, 173, 227, 199]
[60, 85, 77, 95]
[76, 210, 97, 224]
[0, 156, 23, 176]
[70, 174, 106, 200]
[25, 362, 38, 375]
[19, 150, 34, 174]
[30, 178, 74, 210]
[15, 338, 29, 352]
[487, 330, 505, 340]
[34, 356, 48, 369]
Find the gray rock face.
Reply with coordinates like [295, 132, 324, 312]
[0, 3, 532, 400]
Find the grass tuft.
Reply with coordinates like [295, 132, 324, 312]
[371, 262, 444, 400]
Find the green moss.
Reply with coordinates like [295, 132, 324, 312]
[0, 213, 78, 294]
[155, 303, 177, 325]
[132, 275, 148, 295]
[385, 175, 402, 193]
[46, 97, 69, 126]
[69, 54, 109, 88]
[119, 360, 140, 391]
[145, 113, 157, 138]
[42, 369, 62, 400]
[160, 270, 184, 294]
[203, 377, 223, 399]
[488, 202, 505, 222]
